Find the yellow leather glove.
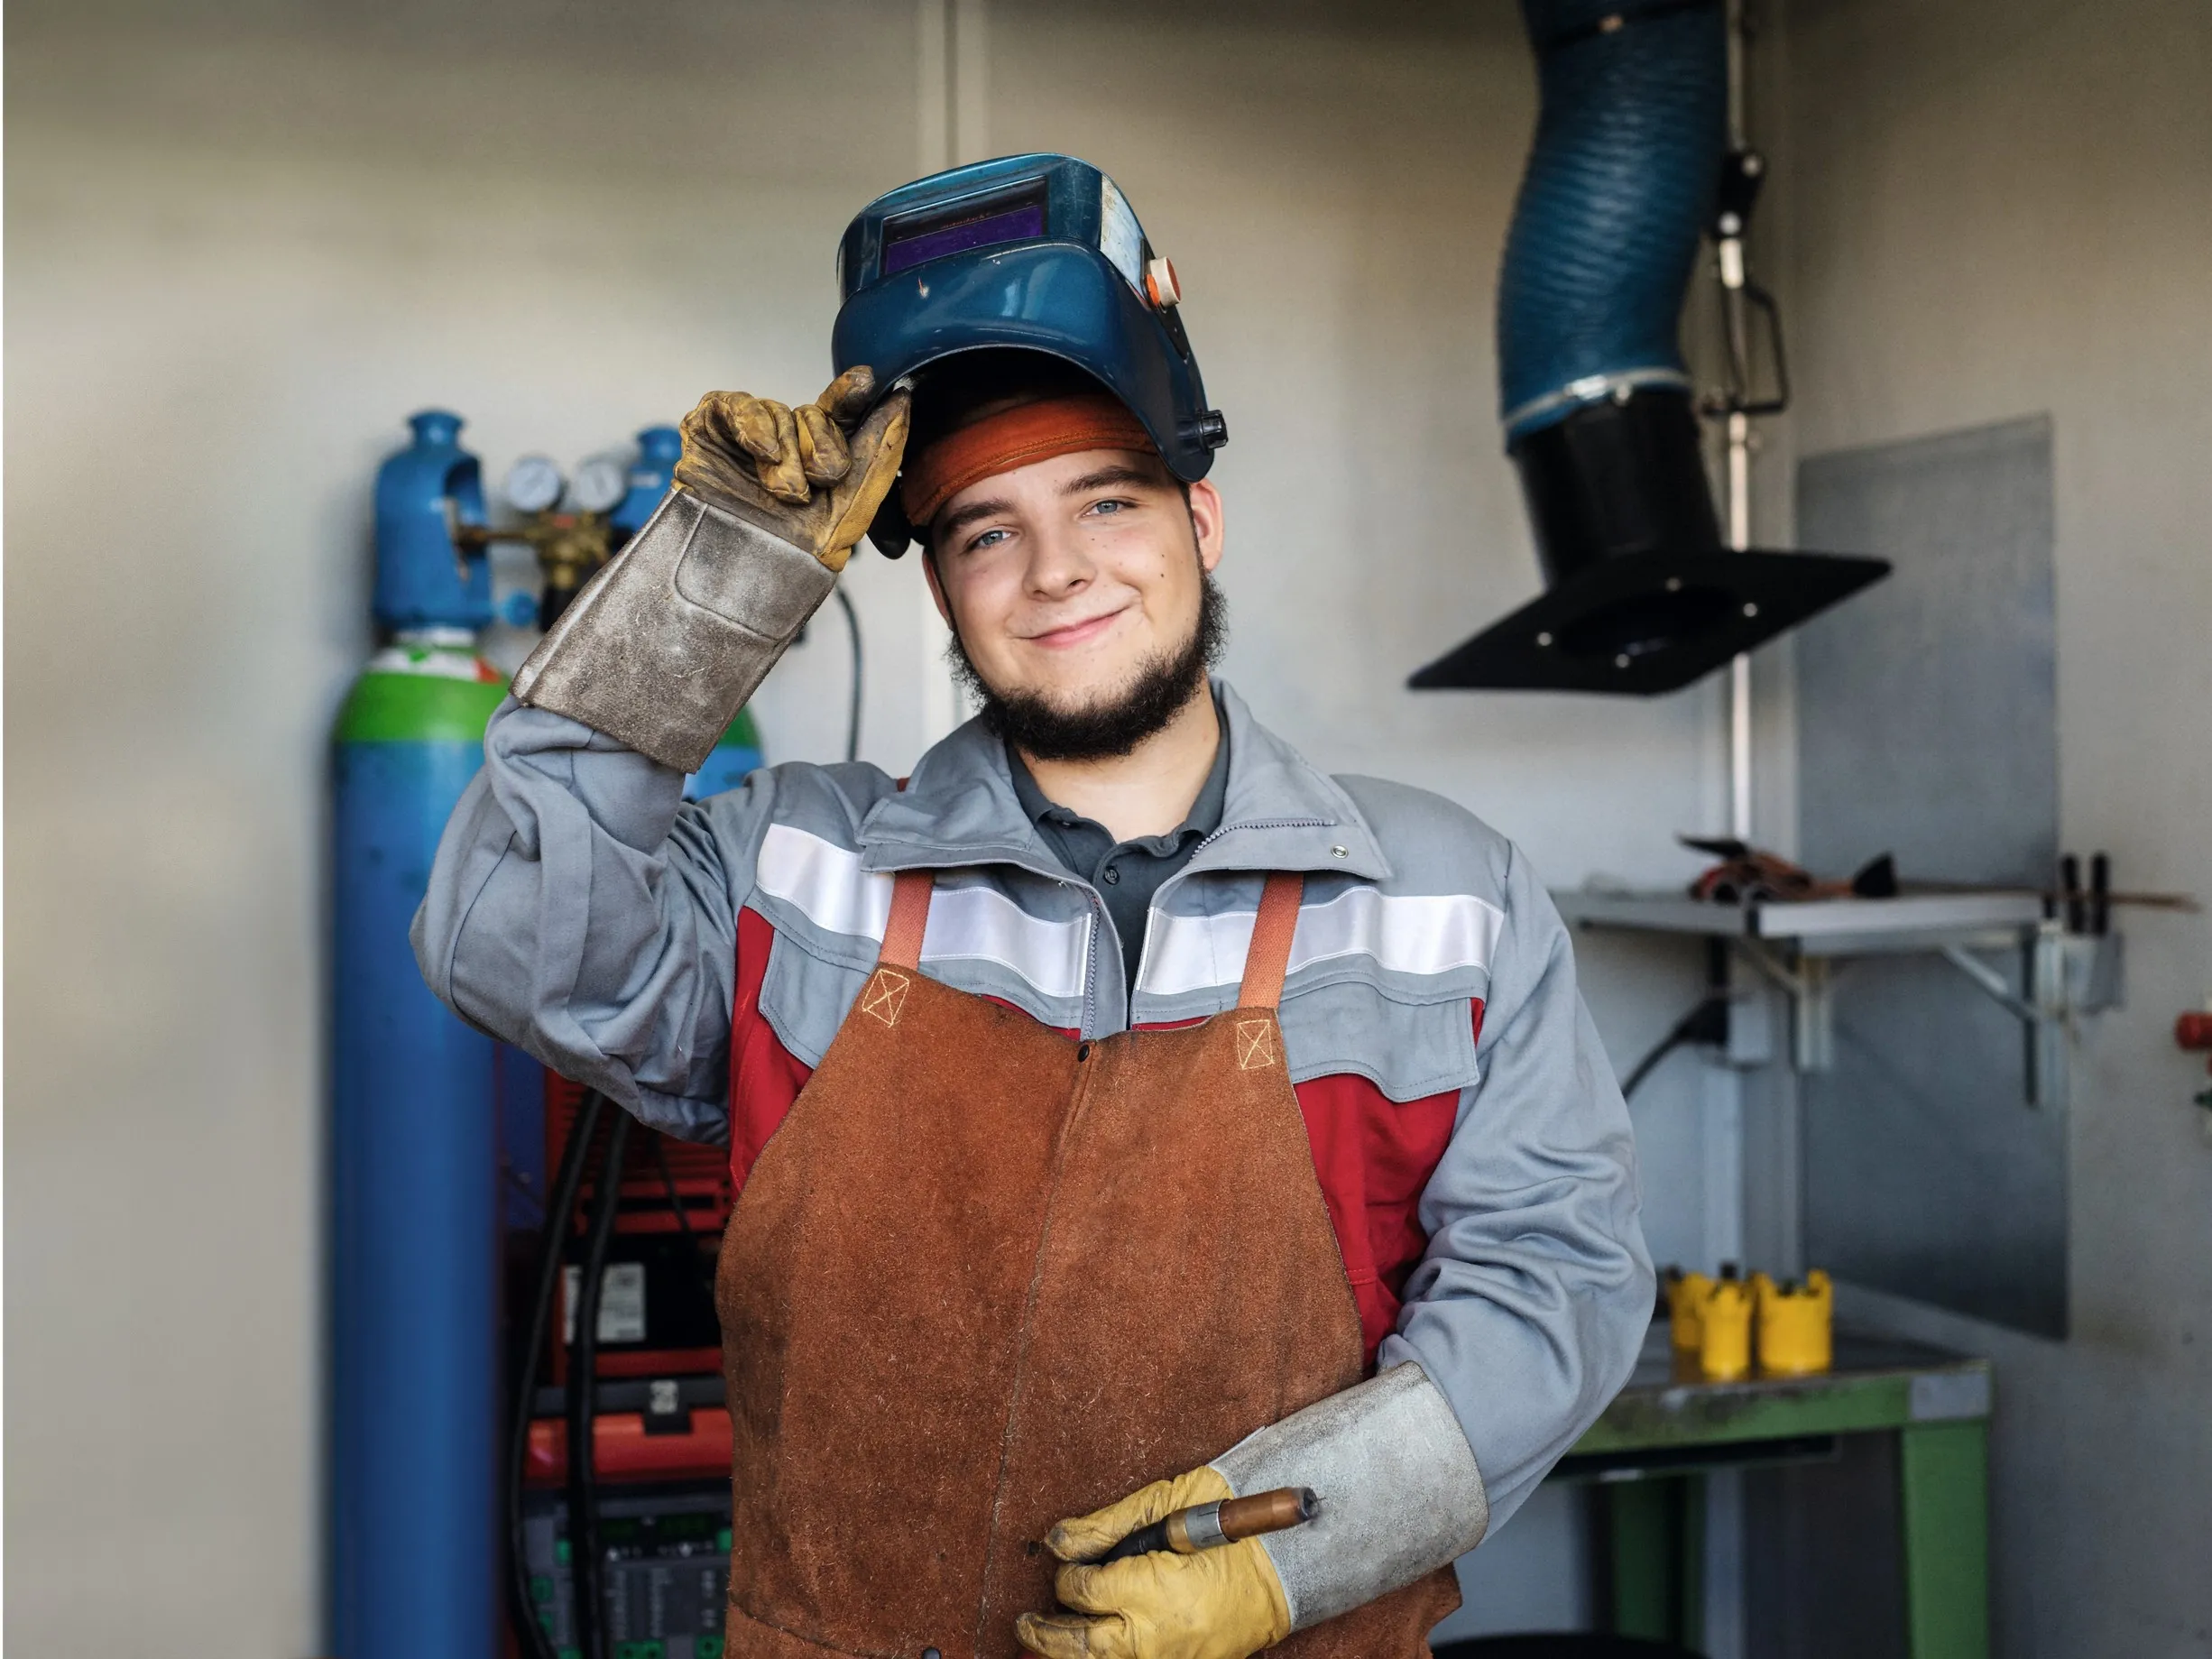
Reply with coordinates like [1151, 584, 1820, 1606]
[673, 366, 908, 573]
[1016, 1469, 1292, 1659]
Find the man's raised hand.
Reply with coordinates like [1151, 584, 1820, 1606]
[674, 366, 908, 572]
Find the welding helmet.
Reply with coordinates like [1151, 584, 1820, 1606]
[832, 153, 1225, 556]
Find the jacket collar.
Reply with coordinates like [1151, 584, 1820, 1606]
[855, 678, 1392, 884]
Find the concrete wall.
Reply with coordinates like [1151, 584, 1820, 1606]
[5, 2, 1725, 1649]
[1763, 0, 2212, 1651]
[4, 5, 940, 1651]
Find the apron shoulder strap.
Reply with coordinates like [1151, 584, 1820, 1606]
[880, 870, 934, 971]
[1238, 872, 1304, 1010]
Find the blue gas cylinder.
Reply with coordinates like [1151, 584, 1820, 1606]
[373, 410, 495, 630]
[331, 410, 515, 1659]
[612, 424, 682, 543]
[687, 707, 767, 801]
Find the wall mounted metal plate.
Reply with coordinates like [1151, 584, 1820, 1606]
[1795, 415, 2063, 1337]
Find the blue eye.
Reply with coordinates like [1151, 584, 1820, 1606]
[969, 527, 1010, 550]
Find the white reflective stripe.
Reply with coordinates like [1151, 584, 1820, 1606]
[1288, 884, 1503, 980]
[1138, 886, 1503, 999]
[922, 885, 1092, 1001]
[1138, 908, 1259, 1000]
[753, 823, 1092, 1001]
[755, 824, 892, 940]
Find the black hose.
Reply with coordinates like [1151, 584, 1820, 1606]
[834, 584, 863, 763]
[1620, 994, 1730, 1100]
[506, 1087, 605, 1659]
[567, 1110, 632, 1659]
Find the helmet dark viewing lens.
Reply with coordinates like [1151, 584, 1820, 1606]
[882, 196, 1048, 276]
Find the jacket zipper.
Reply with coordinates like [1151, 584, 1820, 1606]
[882, 819, 1342, 1036]
[1129, 817, 1341, 1004]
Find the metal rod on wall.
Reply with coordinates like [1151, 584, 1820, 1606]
[1723, 0, 1755, 841]
[912, 0, 991, 746]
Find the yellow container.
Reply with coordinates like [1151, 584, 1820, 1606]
[1699, 1276, 1754, 1380]
[1756, 1269, 1834, 1376]
[1664, 1267, 1712, 1351]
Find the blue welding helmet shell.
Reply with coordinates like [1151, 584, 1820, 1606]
[832, 154, 1226, 492]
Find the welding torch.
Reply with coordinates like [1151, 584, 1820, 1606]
[1094, 1487, 1321, 1564]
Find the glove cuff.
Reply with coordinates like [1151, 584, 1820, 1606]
[512, 488, 834, 772]
[1209, 1363, 1488, 1632]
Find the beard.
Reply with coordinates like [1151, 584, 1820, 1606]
[948, 568, 1229, 762]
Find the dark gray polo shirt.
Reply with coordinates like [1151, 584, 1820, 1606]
[1005, 713, 1230, 995]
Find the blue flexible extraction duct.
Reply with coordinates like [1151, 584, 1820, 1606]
[1498, 0, 1726, 441]
[1410, 0, 1888, 693]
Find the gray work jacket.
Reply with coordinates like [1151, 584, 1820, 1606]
[413, 677, 1653, 1531]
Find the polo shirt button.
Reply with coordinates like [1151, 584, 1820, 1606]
[1101, 865, 1121, 884]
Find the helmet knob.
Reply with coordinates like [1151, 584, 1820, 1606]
[1145, 255, 1183, 309]
[1183, 410, 1229, 450]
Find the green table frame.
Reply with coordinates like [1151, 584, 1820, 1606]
[1550, 1332, 1992, 1658]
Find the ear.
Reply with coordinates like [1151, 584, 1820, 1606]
[919, 543, 955, 628]
[1187, 478, 1226, 575]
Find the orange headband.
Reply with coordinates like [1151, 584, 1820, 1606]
[900, 392, 1157, 528]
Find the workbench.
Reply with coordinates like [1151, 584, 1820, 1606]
[1552, 1327, 1992, 1658]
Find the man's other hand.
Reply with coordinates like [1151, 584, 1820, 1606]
[1016, 1470, 1290, 1659]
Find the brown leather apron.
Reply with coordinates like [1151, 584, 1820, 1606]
[716, 870, 1461, 1658]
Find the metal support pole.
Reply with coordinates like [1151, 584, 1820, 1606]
[1790, 955, 1832, 1073]
[2028, 918, 2070, 1112]
[912, 0, 990, 743]
[1722, 0, 1754, 844]
[1706, 22, 1756, 1659]
[1727, 414, 1754, 841]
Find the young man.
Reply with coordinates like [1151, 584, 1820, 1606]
[417, 156, 1650, 1659]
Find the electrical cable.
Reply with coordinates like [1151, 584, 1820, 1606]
[833, 585, 863, 762]
[1620, 994, 1731, 1101]
[567, 1109, 631, 1659]
[506, 1087, 605, 1659]
[650, 1135, 721, 1312]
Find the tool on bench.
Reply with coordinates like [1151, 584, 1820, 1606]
[1664, 1266, 1712, 1354]
[1755, 1269, 1835, 1377]
[1094, 1487, 1322, 1564]
[1698, 1263, 1753, 1382]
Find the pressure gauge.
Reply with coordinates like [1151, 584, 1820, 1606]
[569, 456, 628, 515]
[504, 454, 566, 514]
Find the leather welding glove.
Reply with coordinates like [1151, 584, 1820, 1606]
[512, 368, 908, 772]
[1016, 1469, 1290, 1659]
[1019, 1366, 1489, 1659]
[672, 366, 908, 575]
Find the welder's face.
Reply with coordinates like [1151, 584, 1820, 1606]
[922, 449, 1224, 724]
